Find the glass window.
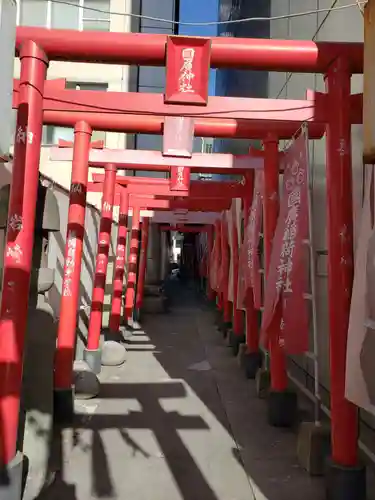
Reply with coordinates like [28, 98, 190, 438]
[43, 82, 107, 145]
[51, 0, 79, 30]
[140, 0, 174, 30]
[19, 0, 110, 30]
[20, 0, 48, 27]
[82, 0, 110, 31]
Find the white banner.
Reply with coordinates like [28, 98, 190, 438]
[345, 164, 375, 415]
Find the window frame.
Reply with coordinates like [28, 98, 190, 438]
[17, 0, 110, 31]
[42, 82, 108, 146]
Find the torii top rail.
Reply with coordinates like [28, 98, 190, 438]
[16, 26, 363, 73]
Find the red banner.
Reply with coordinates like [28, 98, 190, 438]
[165, 36, 211, 105]
[210, 220, 221, 291]
[237, 171, 264, 308]
[261, 129, 310, 354]
[220, 214, 230, 301]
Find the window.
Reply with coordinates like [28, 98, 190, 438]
[18, 0, 110, 31]
[43, 82, 108, 145]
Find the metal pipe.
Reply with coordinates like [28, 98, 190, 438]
[86, 164, 117, 351]
[54, 121, 92, 391]
[109, 191, 129, 335]
[16, 27, 363, 73]
[0, 41, 48, 467]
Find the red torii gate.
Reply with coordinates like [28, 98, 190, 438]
[0, 26, 365, 500]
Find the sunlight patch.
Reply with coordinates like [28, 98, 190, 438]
[188, 360, 212, 371]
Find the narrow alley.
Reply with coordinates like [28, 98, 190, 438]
[37, 280, 325, 500]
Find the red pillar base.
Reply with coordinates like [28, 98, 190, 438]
[53, 387, 74, 425]
[227, 329, 245, 357]
[325, 458, 366, 500]
[267, 389, 298, 428]
[239, 350, 263, 379]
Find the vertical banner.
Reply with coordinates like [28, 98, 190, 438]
[345, 165, 375, 415]
[220, 214, 230, 300]
[226, 201, 235, 303]
[210, 220, 221, 291]
[237, 171, 264, 309]
[165, 36, 211, 106]
[249, 172, 264, 310]
[261, 129, 310, 354]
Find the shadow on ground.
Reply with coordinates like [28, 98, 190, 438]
[23, 278, 329, 500]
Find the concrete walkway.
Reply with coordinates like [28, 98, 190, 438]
[39, 280, 325, 500]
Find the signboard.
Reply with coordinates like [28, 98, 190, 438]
[346, 164, 375, 415]
[170, 166, 191, 192]
[163, 116, 194, 158]
[261, 130, 310, 354]
[165, 36, 211, 106]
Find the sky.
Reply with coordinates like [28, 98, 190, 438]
[178, 0, 220, 96]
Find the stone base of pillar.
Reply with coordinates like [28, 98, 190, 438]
[0, 452, 26, 500]
[74, 360, 100, 399]
[267, 389, 298, 428]
[238, 348, 263, 379]
[297, 421, 331, 476]
[226, 330, 245, 357]
[101, 340, 127, 367]
[325, 459, 366, 500]
[83, 348, 102, 375]
[255, 368, 271, 399]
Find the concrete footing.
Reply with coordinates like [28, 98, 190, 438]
[238, 347, 263, 379]
[325, 458, 366, 500]
[220, 321, 232, 339]
[297, 421, 331, 476]
[73, 360, 100, 399]
[255, 368, 271, 399]
[83, 348, 102, 375]
[227, 330, 245, 357]
[267, 389, 298, 428]
[101, 340, 127, 367]
[0, 452, 26, 500]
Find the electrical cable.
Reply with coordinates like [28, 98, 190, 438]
[47, 0, 365, 27]
[275, 0, 341, 99]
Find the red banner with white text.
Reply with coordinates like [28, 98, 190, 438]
[237, 171, 264, 309]
[261, 129, 310, 354]
[210, 220, 221, 291]
[220, 214, 230, 301]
